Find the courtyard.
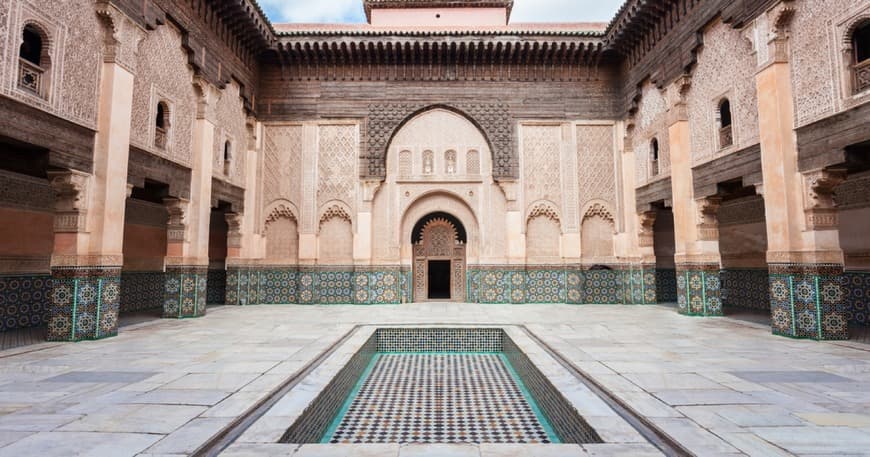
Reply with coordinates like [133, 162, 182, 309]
[0, 304, 868, 456]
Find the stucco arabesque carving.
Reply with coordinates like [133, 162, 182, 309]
[527, 202, 561, 224]
[638, 210, 657, 248]
[264, 203, 298, 234]
[47, 169, 90, 233]
[192, 77, 220, 121]
[803, 167, 847, 230]
[666, 74, 692, 125]
[95, 1, 146, 74]
[319, 203, 353, 226]
[767, 0, 796, 64]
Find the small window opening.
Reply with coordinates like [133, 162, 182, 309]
[718, 99, 733, 149]
[853, 22, 870, 93]
[649, 138, 660, 177]
[154, 102, 169, 149]
[223, 141, 232, 175]
[20, 26, 42, 66]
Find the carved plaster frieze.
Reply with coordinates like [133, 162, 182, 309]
[803, 168, 847, 230]
[767, 250, 844, 265]
[47, 169, 91, 233]
[50, 254, 123, 268]
[163, 197, 190, 243]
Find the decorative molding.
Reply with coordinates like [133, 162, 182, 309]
[319, 203, 353, 225]
[526, 201, 561, 224]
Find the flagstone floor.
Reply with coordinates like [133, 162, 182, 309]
[0, 303, 869, 456]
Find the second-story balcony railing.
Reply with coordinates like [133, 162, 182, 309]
[855, 59, 870, 94]
[719, 125, 733, 149]
[18, 58, 44, 97]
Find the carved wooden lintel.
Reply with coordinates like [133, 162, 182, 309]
[163, 197, 190, 243]
[47, 169, 90, 233]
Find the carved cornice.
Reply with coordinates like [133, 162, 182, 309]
[363, 0, 514, 21]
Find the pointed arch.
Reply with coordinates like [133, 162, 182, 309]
[263, 200, 299, 263]
[317, 201, 353, 264]
[581, 201, 616, 260]
[526, 200, 561, 261]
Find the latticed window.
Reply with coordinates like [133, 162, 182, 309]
[155, 102, 169, 150]
[18, 24, 48, 98]
[649, 138, 659, 177]
[853, 21, 870, 94]
[718, 99, 733, 149]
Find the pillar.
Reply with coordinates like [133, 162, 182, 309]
[756, 2, 848, 340]
[226, 118, 262, 307]
[667, 75, 724, 317]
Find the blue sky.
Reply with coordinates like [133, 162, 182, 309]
[258, 0, 623, 24]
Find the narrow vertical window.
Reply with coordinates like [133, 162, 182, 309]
[223, 140, 233, 175]
[649, 138, 659, 177]
[718, 99, 733, 149]
[155, 102, 169, 149]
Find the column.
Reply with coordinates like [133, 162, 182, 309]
[634, 209, 659, 305]
[667, 76, 724, 317]
[226, 119, 261, 306]
[756, 3, 848, 340]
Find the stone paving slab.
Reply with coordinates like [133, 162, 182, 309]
[0, 304, 865, 456]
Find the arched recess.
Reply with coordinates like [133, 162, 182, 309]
[400, 190, 480, 263]
[410, 213, 467, 302]
[263, 200, 299, 264]
[581, 202, 616, 261]
[525, 201, 561, 262]
[317, 202, 353, 265]
[382, 105, 502, 177]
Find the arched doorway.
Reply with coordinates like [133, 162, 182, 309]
[412, 212, 467, 302]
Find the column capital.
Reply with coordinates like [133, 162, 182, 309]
[666, 74, 692, 124]
[95, 1, 146, 73]
[637, 210, 657, 248]
[696, 196, 722, 242]
[225, 212, 243, 249]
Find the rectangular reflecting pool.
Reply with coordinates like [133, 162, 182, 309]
[279, 328, 602, 445]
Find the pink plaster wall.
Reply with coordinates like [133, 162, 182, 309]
[122, 224, 167, 271]
[0, 208, 53, 258]
[370, 8, 507, 27]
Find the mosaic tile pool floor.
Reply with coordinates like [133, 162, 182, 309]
[325, 353, 557, 444]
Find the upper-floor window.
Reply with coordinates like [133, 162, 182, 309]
[223, 140, 233, 175]
[154, 101, 169, 150]
[718, 99, 733, 149]
[649, 138, 660, 177]
[18, 24, 49, 98]
[853, 21, 870, 93]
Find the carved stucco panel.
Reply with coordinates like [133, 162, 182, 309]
[1, 0, 102, 128]
[632, 81, 669, 185]
[790, 0, 859, 127]
[521, 125, 562, 211]
[577, 124, 616, 213]
[317, 124, 358, 216]
[263, 124, 302, 212]
[212, 80, 248, 186]
[689, 19, 759, 163]
[129, 22, 195, 166]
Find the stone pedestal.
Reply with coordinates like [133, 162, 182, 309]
[47, 266, 121, 341]
[769, 263, 847, 340]
[676, 263, 722, 316]
[163, 265, 207, 318]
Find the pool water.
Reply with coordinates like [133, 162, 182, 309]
[323, 352, 559, 444]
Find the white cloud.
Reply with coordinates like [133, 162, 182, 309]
[260, 0, 622, 24]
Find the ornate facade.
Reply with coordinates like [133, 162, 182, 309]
[0, 0, 868, 341]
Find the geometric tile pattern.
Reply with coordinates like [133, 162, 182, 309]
[120, 272, 164, 313]
[467, 265, 655, 305]
[226, 267, 404, 306]
[206, 269, 226, 305]
[656, 268, 678, 302]
[281, 334, 378, 444]
[503, 335, 602, 444]
[0, 274, 51, 331]
[377, 328, 502, 352]
[721, 269, 769, 310]
[676, 264, 723, 317]
[325, 354, 555, 444]
[47, 266, 121, 341]
[844, 271, 870, 325]
[769, 263, 848, 340]
[163, 266, 207, 319]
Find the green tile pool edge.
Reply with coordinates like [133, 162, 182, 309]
[319, 352, 561, 444]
